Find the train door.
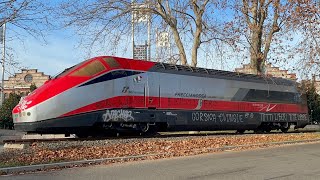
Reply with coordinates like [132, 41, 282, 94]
[123, 74, 130, 108]
[145, 72, 160, 109]
[131, 73, 147, 108]
[112, 71, 130, 108]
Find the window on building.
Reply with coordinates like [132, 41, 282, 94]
[24, 74, 33, 83]
[70, 60, 106, 77]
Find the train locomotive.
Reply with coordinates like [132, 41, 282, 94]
[12, 56, 309, 137]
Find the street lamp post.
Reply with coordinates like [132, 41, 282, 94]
[0, 23, 5, 106]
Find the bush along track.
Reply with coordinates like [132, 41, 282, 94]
[1, 133, 320, 175]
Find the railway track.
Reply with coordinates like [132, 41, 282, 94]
[2, 129, 318, 144]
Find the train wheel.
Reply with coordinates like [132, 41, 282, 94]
[264, 127, 272, 133]
[254, 129, 263, 134]
[139, 123, 150, 133]
[139, 123, 158, 136]
[236, 130, 245, 134]
[281, 127, 289, 133]
[142, 130, 158, 136]
[76, 133, 89, 138]
[264, 129, 271, 133]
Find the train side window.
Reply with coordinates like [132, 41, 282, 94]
[103, 57, 120, 68]
[70, 60, 106, 77]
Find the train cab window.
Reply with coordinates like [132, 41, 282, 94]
[70, 60, 106, 77]
[103, 57, 120, 68]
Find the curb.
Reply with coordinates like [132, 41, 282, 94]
[1, 138, 320, 175]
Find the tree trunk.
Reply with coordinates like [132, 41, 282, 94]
[171, 27, 188, 65]
[191, 19, 202, 67]
[250, 29, 263, 74]
[155, 2, 188, 65]
[190, 0, 208, 67]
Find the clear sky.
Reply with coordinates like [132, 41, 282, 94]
[6, 29, 86, 77]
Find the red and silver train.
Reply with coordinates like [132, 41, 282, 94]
[12, 56, 309, 137]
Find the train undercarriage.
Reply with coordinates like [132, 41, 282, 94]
[74, 121, 299, 138]
[14, 109, 309, 138]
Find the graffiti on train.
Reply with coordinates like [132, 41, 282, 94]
[191, 112, 252, 123]
[260, 113, 308, 122]
[102, 110, 134, 122]
[191, 112, 308, 124]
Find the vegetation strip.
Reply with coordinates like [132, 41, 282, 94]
[2, 128, 319, 144]
[0, 153, 164, 174]
[1, 138, 320, 175]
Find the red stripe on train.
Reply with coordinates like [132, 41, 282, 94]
[60, 96, 308, 117]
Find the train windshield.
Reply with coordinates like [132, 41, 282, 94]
[103, 57, 120, 68]
[53, 59, 92, 78]
[69, 60, 106, 77]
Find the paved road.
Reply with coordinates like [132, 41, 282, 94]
[2, 143, 320, 180]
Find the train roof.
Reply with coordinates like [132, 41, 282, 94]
[150, 62, 295, 86]
[56, 56, 295, 86]
[108, 56, 295, 87]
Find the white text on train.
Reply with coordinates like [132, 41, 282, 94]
[260, 113, 308, 122]
[192, 112, 244, 123]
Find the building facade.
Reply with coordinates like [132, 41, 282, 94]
[313, 80, 320, 94]
[301, 75, 320, 94]
[234, 63, 320, 94]
[234, 63, 297, 81]
[2, 69, 50, 99]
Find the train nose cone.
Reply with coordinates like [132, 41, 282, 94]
[12, 98, 37, 123]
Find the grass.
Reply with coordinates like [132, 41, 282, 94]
[0, 161, 28, 168]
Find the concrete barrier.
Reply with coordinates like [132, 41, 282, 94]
[22, 134, 75, 139]
[0, 135, 22, 145]
[0, 129, 24, 136]
[3, 143, 25, 150]
[302, 125, 320, 131]
[188, 131, 200, 134]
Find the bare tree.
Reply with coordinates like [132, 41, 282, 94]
[234, 0, 284, 74]
[0, 0, 53, 40]
[190, 0, 209, 67]
[0, 0, 53, 82]
[58, 0, 230, 67]
[229, 0, 320, 76]
[286, 0, 320, 77]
